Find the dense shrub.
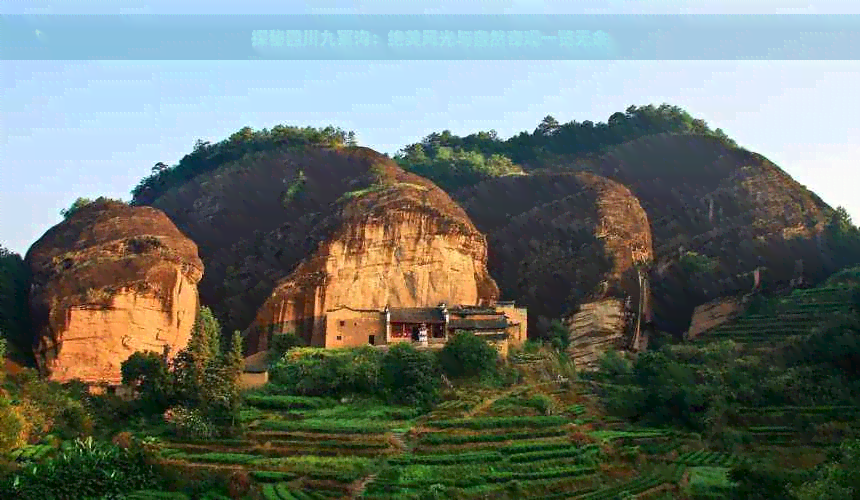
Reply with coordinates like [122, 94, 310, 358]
[267, 332, 305, 365]
[270, 348, 380, 397]
[380, 343, 440, 408]
[122, 350, 173, 414]
[438, 331, 499, 380]
[0, 397, 23, 452]
[5, 369, 94, 442]
[0, 436, 163, 500]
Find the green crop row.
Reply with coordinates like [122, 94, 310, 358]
[387, 451, 503, 466]
[427, 415, 569, 430]
[366, 473, 599, 500]
[252, 455, 376, 482]
[250, 471, 298, 482]
[244, 394, 335, 410]
[575, 472, 667, 500]
[369, 464, 597, 493]
[266, 439, 390, 450]
[418, 427, 568, 445]
[588, 429, 670, 442]
[566, 404, 586, 416]
[507, 445, 602, 464]
[258, 418, 389, 434]
[261, 482, 339, 500]
[498, 440, 578, 455]
[172, 451, 260, 464]
[675, 450, 741, 467]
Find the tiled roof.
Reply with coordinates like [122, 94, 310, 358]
[448, 306, 499, 315]
[449, 317, 508, 330]
[389, 307, 445, 323]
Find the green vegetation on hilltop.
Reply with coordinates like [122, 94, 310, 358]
[59, 196, 127, 219]
[125, 103, 739, 202]
[131, 125, 355, 205]
[393, 103, 738, 191]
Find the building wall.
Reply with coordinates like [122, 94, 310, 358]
[498, 305, 528, 345]
[324, 309, 386, 348]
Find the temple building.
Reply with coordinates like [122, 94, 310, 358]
[250, 301, 527, 357]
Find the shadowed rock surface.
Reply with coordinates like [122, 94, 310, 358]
[578, 133, 832, 332]
[25, 199, 203, 384]
[455, 171, 653, 336]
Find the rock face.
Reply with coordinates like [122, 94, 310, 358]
[25, 200, 203, 384]
[566, 298, 627, 370]
[454, 171, 653, 336]
[144, 145, 498, 345]
[249, 157, 499, 347]
[685, 296, 744, 340]
[576, 133, 832, 332]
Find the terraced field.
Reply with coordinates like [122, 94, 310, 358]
[113, 365, 718, 500]
[148, 393, 416, 499]
[698, 285, 856, 348]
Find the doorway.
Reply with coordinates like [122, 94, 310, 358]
[368, 335, 375, 346]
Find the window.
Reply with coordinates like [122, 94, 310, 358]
[336, 335, 342, 341]
[339, 320, 345, 327]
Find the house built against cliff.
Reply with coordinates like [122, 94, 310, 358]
[251, 301, 527, 357]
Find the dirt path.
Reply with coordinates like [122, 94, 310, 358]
[350, 473, 378, 499]
[464, 381, 558, 418]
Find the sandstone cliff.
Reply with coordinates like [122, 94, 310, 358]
[145, 146, 498, 343]
[454, 172, 653, 336]
[25, 200, 203, 384]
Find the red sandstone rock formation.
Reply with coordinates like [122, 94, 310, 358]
[25, 199, 203, 384]
[455, 171, 653, 336]
[147, 146, 498, 342]
[249, 155, 499, 348]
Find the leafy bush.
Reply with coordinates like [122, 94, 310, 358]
[163, 406, 215, 439]
[270, 347, 381, 397]
[5, 369, 94, 441]
[380, 342, 440, 408]
[438, 331, 499, 380]
[547, 320, 570, 352]
[0, 397, 23, 452]
[267, 332, 305, 365]
[122, 350, 174, 414]
[0, 437, 162, 500]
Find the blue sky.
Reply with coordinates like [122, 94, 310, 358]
[2, 1, 860, 255]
